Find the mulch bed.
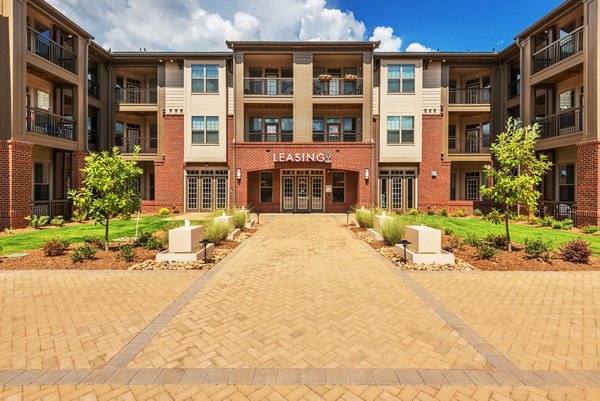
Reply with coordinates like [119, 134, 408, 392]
[349, 226, 600, 271]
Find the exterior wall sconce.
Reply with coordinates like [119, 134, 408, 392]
[236, 168, 242, 181]
[431, 170, 437, 178]
[365, 168, 370, 180]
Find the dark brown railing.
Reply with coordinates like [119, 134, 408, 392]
[88, 81, 100, 99]
[508, 79, 520, 99]
[115, 87, 158, 104]
[532, 27, 584, 74]
[313, 78, 363, 96]
[88, 129, 99, 151]
[26, 106, 76, 141]
[26, 27, 76, 73]
[448, 138, 490, 154]
[538, 201, 577, 224]
[115, 137, 158, 154]
[312, 132, 362, 142]
[31, 200, 72, 219]
[449, 88, 491, 104]
[537, 106, 584, 139]
[243, 78, 294, 95]
[244, 132, 293, 142]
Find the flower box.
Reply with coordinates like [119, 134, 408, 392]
[344, 74, 358, 81]
[318, 74, 332, 81]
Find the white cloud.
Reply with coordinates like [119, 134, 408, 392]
[299, 0, 365, 41]
[369, 26, 402, 52]
[405, 42, 435, 52]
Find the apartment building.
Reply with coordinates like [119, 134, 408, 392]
[1, 0, 599, 228]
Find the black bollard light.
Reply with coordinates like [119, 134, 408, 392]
[200, 238, 212, 264]
[399, 239, 411, 262]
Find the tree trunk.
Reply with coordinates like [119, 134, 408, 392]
[104, 216, 110, 252]
[505, 205, 512, 252]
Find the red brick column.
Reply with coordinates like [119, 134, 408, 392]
[576, 139, 600, 226]
[71, 151, 88, 190]
[152, 115, 185, 212]
[419, 115, 451, 212]
[0, 140, 33, 229]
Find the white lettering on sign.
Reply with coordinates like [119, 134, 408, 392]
[273, 152, 331, 163]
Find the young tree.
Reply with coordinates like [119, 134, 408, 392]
[480, 118, 552, 251]
[69, 147, 143, 251]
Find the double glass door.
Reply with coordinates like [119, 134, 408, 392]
[282, 171, 324, 212]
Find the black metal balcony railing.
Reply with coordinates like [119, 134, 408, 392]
[539, 201, 577, 224]
[88, 81, 100, 99]
[26, 27, 76, 74]
[115, 137, 158, 153]
[115, 88, 158, 104]
[448, 138, 490, 154]
[508, 79, 520, 99]
[313, 78, 363, 96]
[537, 106, 584, 139]
[244, 132, 293, 142]
[26, 106, 76, 141]
[32, 200, 72, 219]
[532, 26, 584, 74]
[312, 132, 362, 142]
[88, 130, 99, 151]
[243, 78, 294, 95]
[449, 88, 491, 104]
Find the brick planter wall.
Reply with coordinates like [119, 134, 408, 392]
[0, 140, 33, 229]
[576, 140, 600, 226]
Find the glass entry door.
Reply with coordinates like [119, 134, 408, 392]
[281, 171, 324, 212]
[311, 176, 323, 211]
[297, 177, 309, 211]
[282, 176, 294, 211]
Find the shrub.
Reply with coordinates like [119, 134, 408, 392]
[444, 227, 454, 236]
[71, 244, 97, 263]
[158, 207, 170, 216]
[43, 238, 69, 257]
[561, 218, 574, 230]
[233, 210, 247, 229]
[528, 216, 541, 225]
[204, 220, 230, 244]
[452, 208, 467, 218]
[477, 244, 498, 259]
[540, 216, 556, 227]
[144, 236, 163, 250]
[483, 209, 503, 225]
[582, 225, 599, 234]
[551, 220, 564, 230]
[514, 214, 529, 222]
[81, 235, 103, 247]
[118, 245, 135, 262]
[560, 239, 592, 264]
[172, 205, 180, 214]
[25, 215, 49, 229]
[524, 237, 553, 261]
[408, 209, 419, 216]
[473, 209, 483, 217]
[438, 207, 448, 217]
[381, 217, 405, 245]
[355, 209, 374, 228]
[463, 233, 481, 247]
[427, 210, 435, 216]
[134, 231, 153, 247]
[50, 215, 64, 227]
[72, 209, 88, 223]
[161, 220, 184, 232]
[448, 235, 462, 249]
[4, 228, 13, 235]
[483, 233, 509, 248]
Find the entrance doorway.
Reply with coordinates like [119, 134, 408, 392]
[281, 170, 324, 212]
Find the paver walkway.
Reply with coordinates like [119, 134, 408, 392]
[0, 214, 599, 400]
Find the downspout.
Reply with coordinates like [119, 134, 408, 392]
[84, 38, 91, 152]
[517, 38, 525, 124]
[107, 60, 112, 149]
[231, 50, 237, 208]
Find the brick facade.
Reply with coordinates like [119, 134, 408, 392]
[72, 151, 87, 190]
[0, 140, 33, 229]
[576, 140, 600, 226]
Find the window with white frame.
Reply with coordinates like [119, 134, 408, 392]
[387, 116, 414, 143]
[387, 64, 415, 93]
[559, 163, 575, 202]
[191, 116, 219, 144]
[191, 64, 219, 93]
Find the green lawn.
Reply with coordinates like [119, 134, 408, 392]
[0, 215, 169, 255]
[396, 214, 600, 256]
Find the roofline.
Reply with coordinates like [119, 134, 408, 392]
[374, 51, 500, 63]
[108, 51, 233, 61]
[515, 0, 581, 39]
[30, 0, 94, 39]
[226, 40, 380, 50]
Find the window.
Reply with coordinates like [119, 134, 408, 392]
[260, 172, 273, 203]
[115, 121, 124, 146]
[448, 125, 456, 149]
[250, 117, 262, 133]
[388, 64, 415, 93]
[559, 164, 575, 202]
[281, 118, 293, 133]
[387, 116, 400, 143]
[465, 172, 480, 201]
[450, 172, 456, 201]
[36, 89, 50, 110]
[149, 123, 158, 149]
[191, 116, 219, 144]
[482, 122, 490, 147]
[332, 172, 345, 203]
[191, 64, 219, 93]
[401, 116, 414, 143]
[149, 173, 155, 201]
[387, 116, 415, 144]
[34, 162, 49, 201]
[559, 90, 575, 110]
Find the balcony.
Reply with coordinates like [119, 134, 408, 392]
[88, 129, 99, 151]
[508, 80, 520, 99]
[539, 200, 577, 224]
[88, 81, 100, 99]
[313, 78, 363, 96]
[115, 88, 158, 104]
[532, 27, 584, 74]
[448, 138, 490, 155]
[243, 78, 293, 96]
[449, 88, 491, 104]
[26, 106, 76, 141]
[26, 27, 76, 74]
[537, 106, 583, 140]
[116, 137, 158, 154]
[244, 132, 293, 142]
[312, 132, 362, 142]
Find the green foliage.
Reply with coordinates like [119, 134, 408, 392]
[561, 238, 592, 264]
[68, 147, 143, 251]
[158, 207, 170, 216]
[354, 208, 374, 228]
[25, 215, 49, 229]
[483, 209, 504, 225]
[134, 231, 153, 248]
[480, 118, 553, 251]
[447, 235, 462, 249]
[118, 245, 135, 262]
[71, 209, 88, 223]
[477, 244, 498, 259]
[43, 237, 70, 257]
[81, 235, 103, 247]
[204, 220, 230, 244]
[550, 218, 573, 230]
[483, 233, 509, 249]
[528, 216, 541, 225]
[233, 210, 247, 229]
[144, 236, 163, 250]
[444, 227, 454, 236]
[161, 221, 184, 231]
[380, 217, 405, 245]
[71, 244, 97, 263]
[473, 209, 483, 217]
[172, 205, 181, 214]
[452, 208, 467, 218]
[3, 228, 13, 235]
[539, 216, 556, 227]
[50, 215, 65, 227]
[408, 209, 419, 216]
[524, 237, 553, 261]
[438, 207, 448, 217]
[427, 210, 435, 216]
[582, 225, 599, 234]
[463, 233, 481, 247]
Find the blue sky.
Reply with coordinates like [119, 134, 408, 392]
[50, 0, 565, 52]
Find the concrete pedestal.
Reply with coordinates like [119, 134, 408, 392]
[373, 215, 393, 234]
[168, 225, 204, 253]
[405, 225, 441, 254]
[156, 243, 215, 262]
[215, 215, 235, 231]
